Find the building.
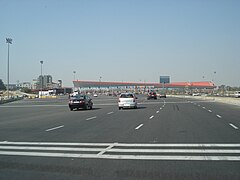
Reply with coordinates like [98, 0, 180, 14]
[37, 75, 53, 89]
[17, 82, 31, 89]
[36, 75, 62, 90]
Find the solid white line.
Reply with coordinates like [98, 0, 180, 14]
[86, 116, 97, 121]
[107, 112, 114, 115]
[1, 142, 240, 147]
[45, 125, 64, 132]
[149, 116, 154, 119]
[216, 115, 222, 119]
[0, 146, 104, 152]
[135, 124, 144, 130]
[0, 105, 67, 108]
[208, 110, 212, 113]
[156, 111, 159, 113]
[229, 123, 239, 130]
[0, 151, 240, 161]
[109, 149, 240, 154]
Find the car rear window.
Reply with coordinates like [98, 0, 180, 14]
[120, 94, 134, 98]
[70, 95, 85, 100]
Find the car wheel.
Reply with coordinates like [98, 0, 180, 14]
[119, 107, 122, 110]
[89, 105, 92, 110]
[70, 108, 73, 111]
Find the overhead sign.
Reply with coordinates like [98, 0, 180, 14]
[160, 76, 170, 84]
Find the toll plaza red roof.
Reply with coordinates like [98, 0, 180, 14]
[73, 80, 215, 89]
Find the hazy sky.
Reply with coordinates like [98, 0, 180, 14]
[0, 0, 240, 87]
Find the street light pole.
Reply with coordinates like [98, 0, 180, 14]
[40, 61, 43, 98]
[6, 38, 12, 99]
[73, 71, 76, 81]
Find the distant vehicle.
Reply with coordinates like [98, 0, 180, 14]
[159, 93, 167, 98]
[147, 91, 157, 100]
[234, 91, 240, 98]
[68, 94, 93, 111]
[93, 94, 98, 97]
[192, 93, 200, 96]
[118, 93, 137, 110]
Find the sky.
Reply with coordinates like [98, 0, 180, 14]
[0, 0, 240, 87]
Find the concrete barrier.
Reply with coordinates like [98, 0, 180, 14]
[39, 96, 57, 99]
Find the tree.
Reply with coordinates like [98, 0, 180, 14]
[0, 79, 6, 90]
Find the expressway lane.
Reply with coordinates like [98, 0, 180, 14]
[0, 95, 240, 179]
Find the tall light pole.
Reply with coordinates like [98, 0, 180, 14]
[73, 71, 76, 81]
[40, 61, 43, 98]
[6, 38, 12, 99]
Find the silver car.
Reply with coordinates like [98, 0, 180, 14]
[118, 93, 137, 110]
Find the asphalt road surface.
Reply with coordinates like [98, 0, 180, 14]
[0, 95, 240, 180]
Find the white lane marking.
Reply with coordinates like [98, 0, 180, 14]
[97, 143, 117, 156]
[198, 105, 201, 107]
[0, 101, 217, 108]
[229, 123, 239, 130]
[86, 116, 97, 121]
[156, 111, 159, 113]
[2, 142, 240, 147]
[107, 112, 114, 115]
[45, 125, 64, 132]
[149, 116, 154, 119]
[135, 124, 144, 130]
[202, 107, 206, 109]
[0, 151, 240, 161]
[109, 149, 240, 154]
[160, 108, 162, 110]
[208, 110, 212, 113]
[0, 146, 104, 152]
[216, 115, 222, 119]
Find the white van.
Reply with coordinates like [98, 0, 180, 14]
[234, 91, 240, 98]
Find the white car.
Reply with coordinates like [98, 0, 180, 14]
[118, 93, 137, 110]
[234, 91, 240, 98]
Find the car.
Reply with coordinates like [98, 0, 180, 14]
[159, 93, 166, 98]
[118, 93, 137, 110]
[93, 94, 98, 97]
[234, 91, 240, 98]
[192, 93, 200, 96]
[68, 94, 93, 111]
[147, 91, 157, 100]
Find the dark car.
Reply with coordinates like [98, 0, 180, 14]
[147, 91, 157, 100]
[68, 94, 93, 111]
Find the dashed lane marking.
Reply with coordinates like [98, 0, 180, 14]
[149, 116, 154, 119]
[135, 124, 144, 130]
[208, 110, 212, 113]
[216, 115, 222, 119]
[107, 112, 114, 115]
[229, 123, 239, 130]
[86, 116, 97, 121]
[45, 125, 64, 132]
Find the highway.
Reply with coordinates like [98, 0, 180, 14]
[0, 95, 240, 179]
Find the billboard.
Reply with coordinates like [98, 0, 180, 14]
[160, 76, 170, 84]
